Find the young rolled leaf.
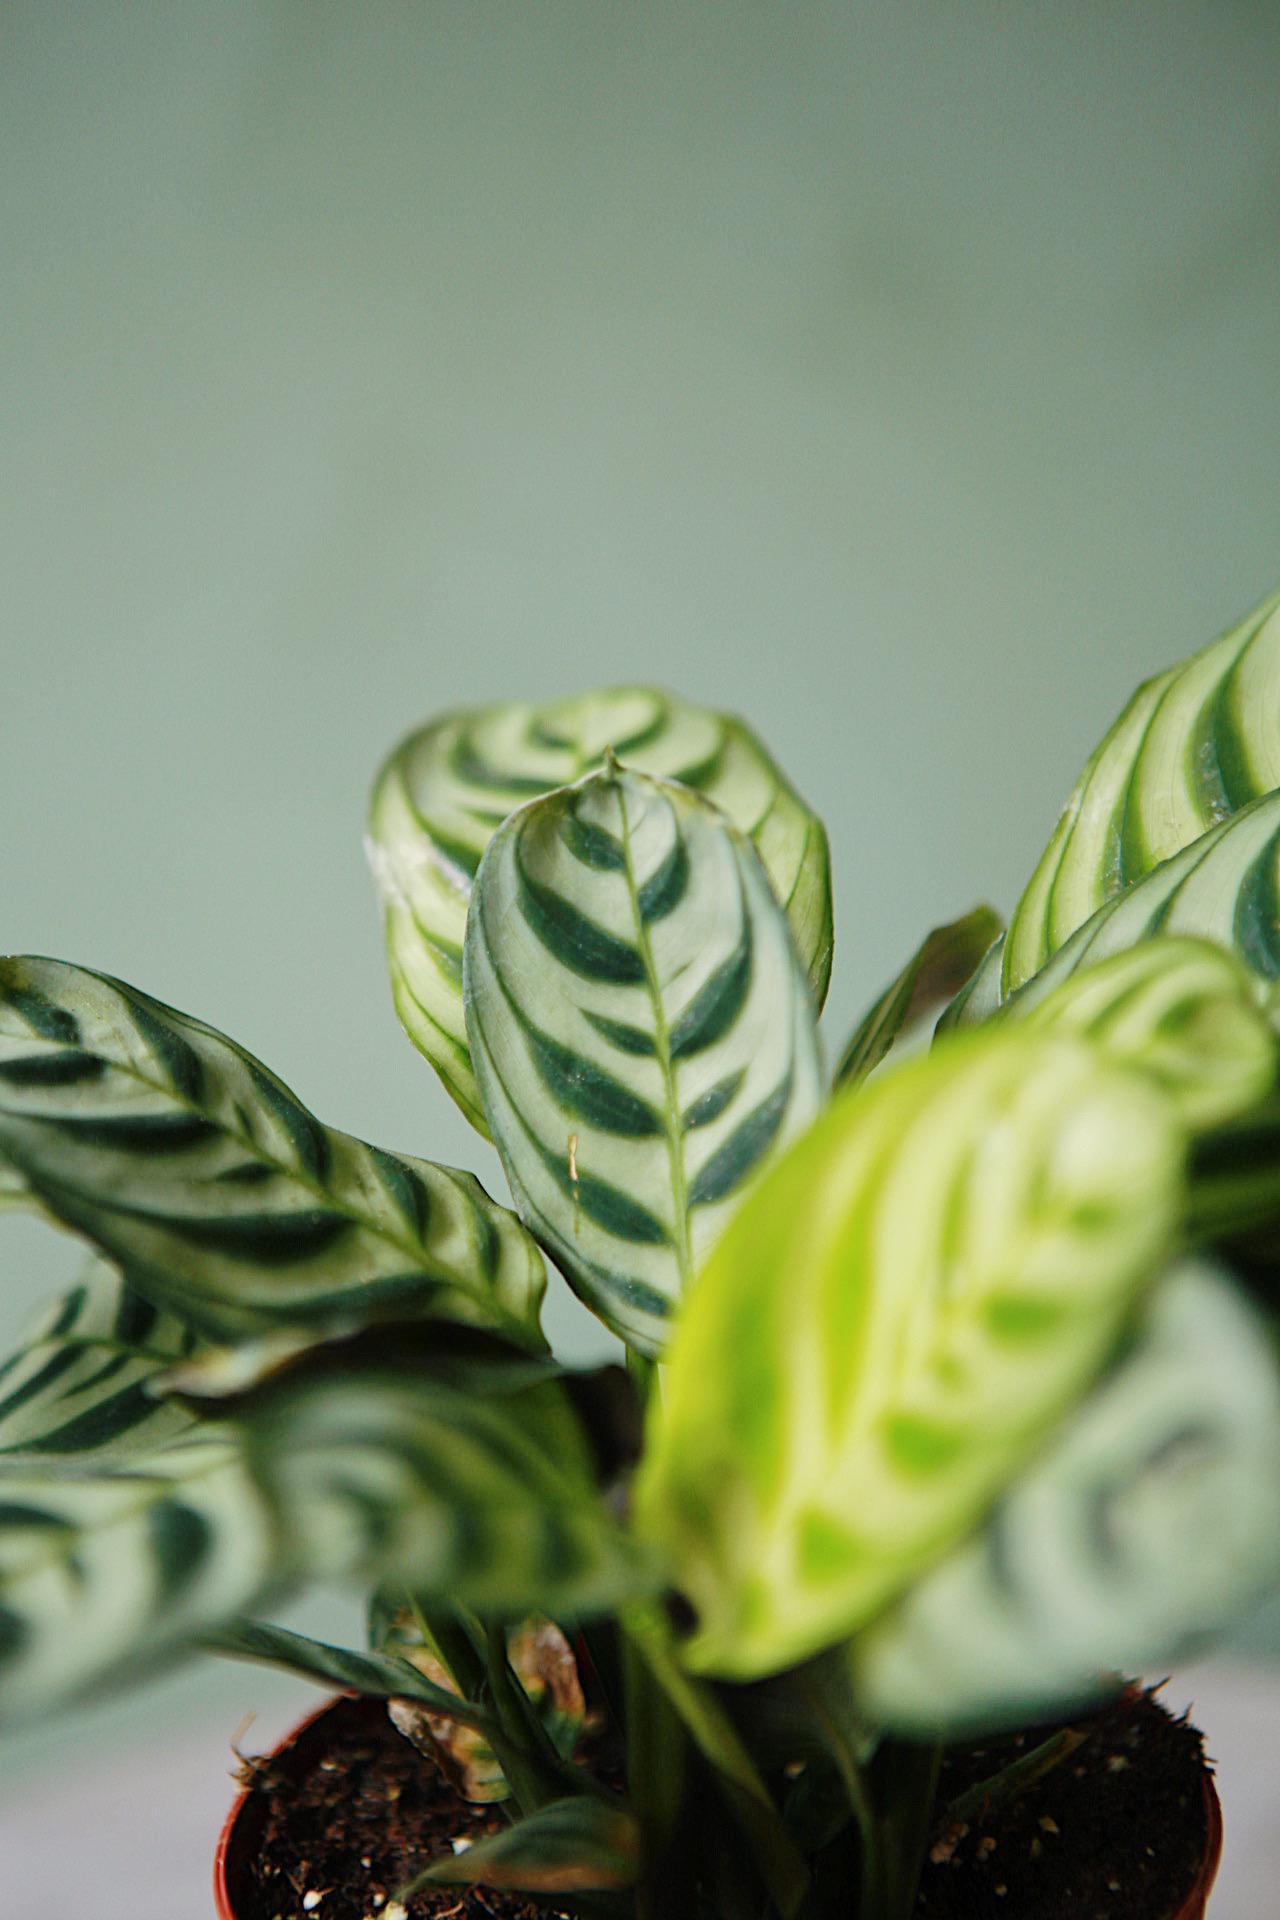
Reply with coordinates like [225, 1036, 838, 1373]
[1004, 582, 1280, 993]
[850, 1259, 1280, 1732]
[0, 1257, 201, 1457]
[463, 765, 824, 1353]
[835, 905, 1003, 1087]
[0, 957, 546, 1347]
[0, 1429, 282, 1723]
[369, 687, 833, 1132]
[405, 1795, 641, 1896]
[635, 1030, 1183, 1679]
[1001, 938, 1277, 1130]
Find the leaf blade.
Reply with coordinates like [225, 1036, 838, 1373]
[464, 767, 824, 1352]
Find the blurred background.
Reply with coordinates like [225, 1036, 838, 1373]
[2, 2, 1279, 1908]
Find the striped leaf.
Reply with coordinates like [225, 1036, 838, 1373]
[980, 790, 1280, 1025]
[369, 688, 833, 1132]
[635, 1030, 1183, 1679]
[835, 905, 1002, 1088]
[1005, 582, 1280, 994]
[406, 1795, 641, 1896]
[206, 1618, 499, 1731]
[0, 957, 546, 1346]
[851, 1259, 1280, 1732]
[0, 1258, 201, 1458]
[1001, 938, 1277, 1131]
[237, 1348, 654, 1622]
[0, 1343, 651, 1723]
[0, 1428, 281, 1723]
[463, 765, 824, 1353]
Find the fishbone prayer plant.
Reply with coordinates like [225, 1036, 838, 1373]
[6, 585, 1280, 1918]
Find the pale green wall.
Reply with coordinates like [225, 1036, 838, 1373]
[3, 1, 1280, 1769]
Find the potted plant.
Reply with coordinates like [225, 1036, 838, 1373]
[4, 583, 1280, 1918]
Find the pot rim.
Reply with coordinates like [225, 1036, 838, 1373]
[212, 1694, 1225, 1920]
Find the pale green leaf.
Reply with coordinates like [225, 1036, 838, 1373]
[635, 1030, 1183, 1679]
[0, 1258, 201, 1458]
[369, 688, 833, 1132]
[835, 905, 1002, 1087]
[1001, 937, 1277, 1130]
[463, 766, 824, 1353]
[851, 1259, 1280, 1732]
[406, 1795, 641, 1895]
[0, 957, 546, 1347]
[1005, 583, 1280, 993]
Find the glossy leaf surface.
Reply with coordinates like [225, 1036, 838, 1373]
[0, 957, 546, 1346]
[464, 766, 824, 1352]
[636, 1031, 1182, 1678]
[369, 687, 833, 1131]
[0, 1258, 201, 1457]
[852, 1260, 1280, 1731]
[1005, 584, 1280, 992]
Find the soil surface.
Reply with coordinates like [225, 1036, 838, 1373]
[912, 1688, 1214, 1919]
[228, 1688, 1213, 1920]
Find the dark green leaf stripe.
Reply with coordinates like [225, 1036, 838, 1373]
[852, 1260, 1280, 1731]
[1004, 582, 1280, 993]
[0, 1344, 652, 1723]
[968, 792, 1280, 1028]
[0, 1259, 201, 1458]
[368, 688, 833, 1133]
[0, 1429, 282, 1722]
[636, 1029, 1182, 1679]
[836, 905, 1003, 1087]
[0, 957, 546, 1346]
[464, 768, 824, 1353]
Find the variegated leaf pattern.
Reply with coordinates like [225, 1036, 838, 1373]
[977, 790, 1280, 1026]
[0, 1258, 201, 1457]
[369, 687, 833, 1132]
[0, 1428, 281, 1723]
[463, 766, 824, 1353]
[851, 1260, 1280, 1732]
[1005, 582, 1280, 994]
[240, 1360, 653, 1621]
[0, 957, 546, 1346]
[1000, 938, 1277, 1131]
[0, 1351, 651, 1723]
[635, 1030, 1182, 1679]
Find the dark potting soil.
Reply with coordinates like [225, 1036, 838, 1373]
[232, 1696, 559, 1920]
[912, 1687, 1213, 1920]
[232, 1688, 1212, 1920]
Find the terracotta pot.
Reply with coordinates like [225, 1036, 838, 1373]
[213, 1696, 1224, 1920]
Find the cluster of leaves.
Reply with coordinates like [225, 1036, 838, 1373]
[6, 611, 1280, 1915]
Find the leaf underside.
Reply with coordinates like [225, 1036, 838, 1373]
[464, 766, 824, 1353]
[369, 687, 833, 1133]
